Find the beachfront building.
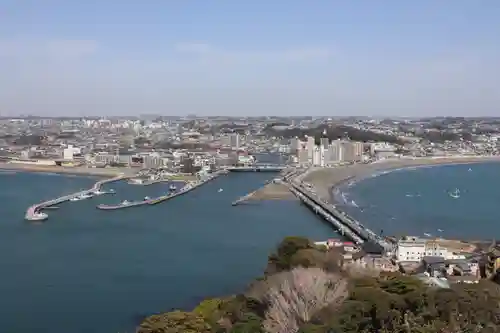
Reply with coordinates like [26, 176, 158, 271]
[328, 140, 344, 163]
[291, 138, 365, 166]
[370, 142, 397, 159]
[307, 136, 315, 161]
[396, 237, 450, 262]
[312, 146, 325, 167]
[396, 237, 426, 262]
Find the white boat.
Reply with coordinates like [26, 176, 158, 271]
[449, 188, 460, 199]
[29, 212, 48, 221]
[169, 184, 177, 191]
[121, 200, 130, 205]
[468, 168, 472, 172]
[144, 196, 150, 201]
[218, 188, 223, 193]
[70, 193, 93, 201]
[424, 233, 432, 237]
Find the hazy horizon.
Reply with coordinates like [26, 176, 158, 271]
[1, 1, 499, 117]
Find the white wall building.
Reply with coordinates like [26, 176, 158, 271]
[63, 144, 79, 160]
[307, 136, 315, 161]
[63, 148, 74, 160]
[319, 145, 326, 167]
[312, 146, 321, 166]
[396, 237, 450, 262]
[396, 238, 426, 262]
[329, 140, 344, 163]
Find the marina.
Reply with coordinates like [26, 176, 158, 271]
[97, 171, 225, 210]
[24, 175, 125, 221]
[97, 197, 153, 210]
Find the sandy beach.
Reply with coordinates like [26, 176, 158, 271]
[246, 182, 297, 201]
[0, 163, 135, 177]
[302, 156, 500, 201]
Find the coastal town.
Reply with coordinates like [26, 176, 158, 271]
[1, 116, 500, 175]
[3, 116, 500, 290]
[1, 115, 500, 333]
[4, 1, 500, 331]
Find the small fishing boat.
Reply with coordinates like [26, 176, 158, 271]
[449, 188, 460, 199]
[70, 193, 92, 201]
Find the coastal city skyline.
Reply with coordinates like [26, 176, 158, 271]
[1, 1, 500, 116]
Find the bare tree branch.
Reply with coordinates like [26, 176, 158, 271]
[262, 267, 348, 333]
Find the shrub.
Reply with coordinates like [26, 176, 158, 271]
[137, 310, 211, 333]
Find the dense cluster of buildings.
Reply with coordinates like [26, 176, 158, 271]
[289, 135, 365, 166]
[0, 116, 266, 174]
[7, 145, 257, 174]
[317, 235, 483, 288]
[3, 115, 500, 174]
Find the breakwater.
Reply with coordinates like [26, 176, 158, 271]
[97, 171, 225, 210]
[25, 174, 125, 221]
[231, 189, 258, 206]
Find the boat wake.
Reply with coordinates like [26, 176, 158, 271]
[333, 189, 361, 209]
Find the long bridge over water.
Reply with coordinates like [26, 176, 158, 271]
[225, 164, 287, 172]
[285, 170, 392, 253]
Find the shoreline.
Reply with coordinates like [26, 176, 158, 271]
[0, 163, 135, 178]
[299, 156, 500, 245]
[303, 156, 500, 202]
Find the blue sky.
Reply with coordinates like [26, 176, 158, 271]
[0, 1, 499, 116]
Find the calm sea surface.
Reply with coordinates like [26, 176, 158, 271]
[4, 162, 497, 332]
[337, 161, 500, 241]
[0, 171, 334, 333]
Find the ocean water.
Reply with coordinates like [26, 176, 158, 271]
[0, 171, 334, 333]
[336, 161, 500, 241]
